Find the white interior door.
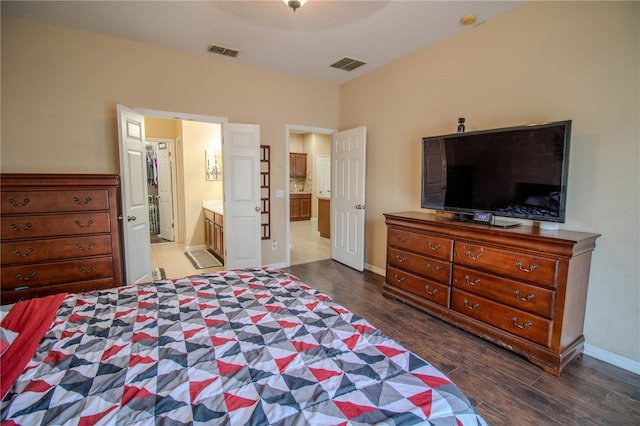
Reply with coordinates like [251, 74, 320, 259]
[157, 142, 174, 241]
[223, 123, 262, 269]
[317, 154, 331, 198]
[331, 126, 367, 271]
[117, 104, 152, 284]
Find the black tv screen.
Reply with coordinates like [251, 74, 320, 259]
[421, 120, 571, 224]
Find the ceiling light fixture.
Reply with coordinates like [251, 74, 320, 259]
[283, 0, 307, 12]
[459, 14, 477, 26]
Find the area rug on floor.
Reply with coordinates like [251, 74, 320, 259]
[184, 249, 222, 269]
[151, 267, 166, 280]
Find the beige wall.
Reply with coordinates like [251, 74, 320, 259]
[289, 134, 304, 152]
[340, 1, 639, 363]
[1, 16, 340, 266]
[1, 2, 638, 365]
[181, 121, 222, 248]
[306, 133, 331, 218]
[145, 117, 181, 140]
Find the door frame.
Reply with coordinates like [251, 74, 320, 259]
[135, 108, 227, 245]
[285, 124, 337, 267]
[146, 137, 178, 242]
[118, 108, 227, 279]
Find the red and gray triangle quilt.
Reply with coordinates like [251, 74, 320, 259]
[1, 268, 486, 425]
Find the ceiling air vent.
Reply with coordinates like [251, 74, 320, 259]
[207, 44, 240, 58]
[330, 57, 366, 71]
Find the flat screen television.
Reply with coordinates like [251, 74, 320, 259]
[421, 120, 571, 226]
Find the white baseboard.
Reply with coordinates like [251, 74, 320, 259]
[584, 344, 640, 374]
[365, 263, 386, 277]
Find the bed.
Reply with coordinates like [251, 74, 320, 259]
[1, 267, 486, 425]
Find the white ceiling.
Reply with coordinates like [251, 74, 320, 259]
[1, 0, 525, 85]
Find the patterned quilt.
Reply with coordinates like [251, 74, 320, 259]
[1, 268, 486, 425]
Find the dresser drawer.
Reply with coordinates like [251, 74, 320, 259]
[451, 289, 551, 347]
[1, 256, 114, 290]
[452, 266, 555, 318]
[388, 247, 451, 284]
[1, 235, 113, 265]
[1, 212, 111, 240]
[386, 266, 450, 307]
[388, 227, 452, 261]
[1, 278, 115, 305]
[454, 242, 558, 287]
[1, 189, 110, 214]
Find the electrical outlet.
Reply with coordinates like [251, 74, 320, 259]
[272, 240, 278, 250]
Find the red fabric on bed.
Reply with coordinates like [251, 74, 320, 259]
[0, 293, 67, 400]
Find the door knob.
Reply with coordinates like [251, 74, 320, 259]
[127, 215, 137, 222]
[255, 206, 261, 212]
[355, 204, 366, 210]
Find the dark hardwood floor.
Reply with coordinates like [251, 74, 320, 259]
[286, 259, 640, 426]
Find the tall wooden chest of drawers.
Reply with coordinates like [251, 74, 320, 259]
[383, 211, 600, 376]
[1, 174, 123, 304]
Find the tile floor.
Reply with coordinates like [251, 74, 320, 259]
[289, 219, 331, 266]
[151, 219, 330, 279]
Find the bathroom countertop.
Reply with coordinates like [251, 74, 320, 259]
[202, 200, 223, 215]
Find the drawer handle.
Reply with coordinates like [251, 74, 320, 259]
[12, 248, 34, 257]
[16, 271, 37, 281]
[395, 235, 408, 243]
[425, 263, 442, 270]
[75, 219, 94, 228]
[76, 242, 96, 251]
[395, 255, 407, 263]
[424, 285, 438, 296]
[464, 275, 481, 286]
[15, 286, 30, 291]
[513, 289, 535, 302]
[9, 198, 30, 207]
[465, 250, 483, 260]
[393, 274, 406, 283]
[427, 242, 441, 251]
[10, 223, 32, 232]
[516, 261, 538, 273]
[511, 317, 532, 329]
[79, 265, 98, 274]
[73, 196, 93, 205]
[463, 299, 479, 310]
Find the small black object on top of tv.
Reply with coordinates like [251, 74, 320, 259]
[421, 120, 571, 227]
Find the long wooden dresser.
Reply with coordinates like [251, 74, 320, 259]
[383, 211, 600, 376]
[1, 174, 123, 304]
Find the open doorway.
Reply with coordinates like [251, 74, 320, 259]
[120, 105, 262, 284]
[145, 138, 177, 245]
[286, 125, 335, 266]
[144, 118, 225, 276]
